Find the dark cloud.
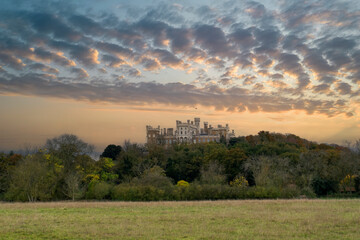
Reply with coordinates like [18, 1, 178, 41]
[320, 37, 356, 52]
[127, 68, 141, 78]
[245, 1, 267, 19]
[270, 73, 283, 79]
[140, 57, 161, 71]
[274, 53, 310, 89]
[303, 49, 335, 75]
[312, 83, 330, 94]
[49, 40, 99, 66]
[0, 53, 25, 69]
[95, 42, 133, 59]
[150, 49, 185, 69]
[194, 24, 232, 58]
[335, 82, 352, 95]
[206, 57, 226, 69]
[69, 15, 105, 37]
[228, 27, 257, 50]
[135, 19, 169, 47]
[101, 55, 127, 68]
[70, 67, 89, 79]
[28, 63, 59, 74]
[28, 12, 82, 42]
[167, 28, 193, 53]
[253, 28, 281, 54]
[0, 73, 352, 117]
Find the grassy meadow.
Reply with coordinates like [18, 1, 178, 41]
[0, 199, 359, 239]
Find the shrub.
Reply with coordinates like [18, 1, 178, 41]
[230, 176, 249, 188]
[311, 177, 337, 196]
[176, 180, 189, 187]
[299, 186, 316, 198]
[86, 181, 112, 200]
[111, 184, 167, 201]
[133, 166, 173, 190]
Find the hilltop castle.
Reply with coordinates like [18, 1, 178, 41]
[146, 117, 235, 146]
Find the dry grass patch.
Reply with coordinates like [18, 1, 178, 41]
[0, 199, 359, 239]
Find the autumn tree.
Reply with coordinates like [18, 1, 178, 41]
[6, 153, 56, 202]
[45, 134, 94, 173]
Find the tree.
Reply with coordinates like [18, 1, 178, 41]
[63, 172, 84, 201]
[6, 153, 56, 202]
[45, 134, 94, 173]
[199, 161, 226, 185]
[132, 166, 173, 189]
[223, 148, 247, 181]
[100, 144, 122, 160]
[115, 141, 145, 180]
[0, 153, 22, 198]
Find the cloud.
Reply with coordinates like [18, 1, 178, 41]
[0, 53, 26, 69]
[0, 0, 359, 118]
[0, 74, 351, 117]
[150, 49, 186, 69]
[69, 15, 105, 37]
[274, 53, 310, 89]
[139, 57, 161, 71]
[167, 28, 193, 53]
[28, 63, 59, 74]
[194, 24, 232, 58]
[95, 42, 133, 59]
[48, 40, 100, 66]
[127, 68, 141, 78]
[228, 27, 257, 50]
[335, 82, 352, 95]
[70, 67, 89, 79]
[28, 12, 82, 41]
[102, 55, 127, 68]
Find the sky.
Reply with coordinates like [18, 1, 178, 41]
[0, 0, 360, 151]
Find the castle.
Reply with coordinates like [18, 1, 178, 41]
[146, 117, 235, 146]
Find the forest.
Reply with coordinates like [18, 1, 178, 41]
[0, 131, 359, 201]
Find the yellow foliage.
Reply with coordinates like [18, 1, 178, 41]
[230, 176, 249, 188]
[339, 174, 355, 191]
[176, 180, 189, 187]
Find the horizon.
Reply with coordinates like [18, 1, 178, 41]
[1, 0, 360, 152]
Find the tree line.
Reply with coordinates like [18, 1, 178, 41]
[1, 131, 359, 201]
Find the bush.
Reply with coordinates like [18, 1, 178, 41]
[111, 184, 167, 201]
[86, 181, 112, 200]
[176, 180, 189, 187]
[133, 166, 173, 190]
[299, 186, 316, 198]
[311, 177, 338, 196]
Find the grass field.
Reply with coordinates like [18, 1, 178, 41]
[0, 199, 359, 239]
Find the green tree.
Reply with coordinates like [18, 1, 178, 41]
[45, 134, 94, 173]
[0, 153, 22, 199]
[223, 148, 247, 181]
[6, 153, 57, 202]
[133, 166, 173, 189]
[115, 141, 145, 180]
[100, 144, 122, 160]
[199, 161, 226, 185]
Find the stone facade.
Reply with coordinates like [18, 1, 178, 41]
[146, 117, 235, 146]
